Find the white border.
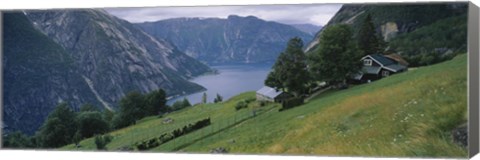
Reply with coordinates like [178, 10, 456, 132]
[0, 0, 477, 160]
[0, 0, 471, 10]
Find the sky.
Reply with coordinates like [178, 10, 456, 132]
[105, 4, 343, 26]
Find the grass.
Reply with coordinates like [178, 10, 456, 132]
[62, 92, 273, 151]
[62, 54, 467, 158]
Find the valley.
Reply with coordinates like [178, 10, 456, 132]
[62, 54, 467, 157]
[1, 2, 469, 158]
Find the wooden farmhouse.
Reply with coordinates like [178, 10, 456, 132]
[256, 86, 291, 103]
[351, 54, 408, 83]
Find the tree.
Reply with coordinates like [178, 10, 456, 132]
[265, 37, 310, 97]
[2, 131, 34, 148]
[213, 93, 223, 103]
[182, 98, 192, 107]
[357, 14, 385, 56]
[112, 91, 146, 129]
[72, 131, 82, 146]
[36, 102, 77, 148]
[76, 111, 109, 138]
[308, 24, 363, 86]
[172, 100, 184, 111]
[79, 103, 99, 112]
[202, 92, 207, 104]
[144, 89, 167, 115]
[102, 109, 115, 126]
[171, 98, 191, 111]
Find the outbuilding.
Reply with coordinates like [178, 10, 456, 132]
[256, 86, 291, 103]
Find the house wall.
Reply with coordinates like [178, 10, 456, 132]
[363, 57, 381, 67]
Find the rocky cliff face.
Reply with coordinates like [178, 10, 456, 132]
[305, 3, 468, 52]
[3, 10, 212, 135]
[3, 12, 100, 135]
[136, 15, 313, 64]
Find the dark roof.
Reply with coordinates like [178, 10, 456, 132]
[384, 54, 409, 66]
[384, 64, 407, 72]
[256, 86, 283, 98]
[369, 54, 396, 66]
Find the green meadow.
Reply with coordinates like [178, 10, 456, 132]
[63, 54, 467, 158]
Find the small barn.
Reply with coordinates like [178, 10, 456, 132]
[256, 86, 291, 103]
[351, 54, 408, 83]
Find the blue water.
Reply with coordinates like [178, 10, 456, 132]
[167, 63, 273, 105]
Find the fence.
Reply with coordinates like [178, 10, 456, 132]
[112, 104, 278, 152]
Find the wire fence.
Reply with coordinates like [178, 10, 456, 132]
[112, 104, 278, 151]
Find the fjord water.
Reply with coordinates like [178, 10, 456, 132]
[167, 63, 273, 105]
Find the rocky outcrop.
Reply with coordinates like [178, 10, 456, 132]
[136, 15, 313, 64]
[25, 10, 211, 99]
[3, 10, 212, 135]
[3, 12, 99, 134]
[305, 3, 468, 53]
[380, 22, 399, 42]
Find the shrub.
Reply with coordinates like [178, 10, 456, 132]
[235, 101, 248, 110]
[94, 134, 113, 150]
[214, 93, 223, 103]
[245, 98, 256, 103]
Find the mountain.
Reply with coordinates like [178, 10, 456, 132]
[136, 15, 313, 64]
[3, 12, 99, 135]
[3, 10, 212, 135]
[305, 3, 468, 55]
[290, 23, 323, 36]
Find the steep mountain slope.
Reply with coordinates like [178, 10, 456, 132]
[136, 15, 313, 64]
[24, 9, 212, 100]
[290, 23, 323, 36]
[3, 10, 212, 134]
[3, 13, 99, 135]
[305, 3, 468, 53]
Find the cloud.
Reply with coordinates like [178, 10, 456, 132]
[105, 4, 343, 26]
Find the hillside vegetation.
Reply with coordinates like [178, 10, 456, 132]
[63, 54, 467, 157]
[305, 3, 467, 67]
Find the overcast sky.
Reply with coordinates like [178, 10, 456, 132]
[105, 4, 343, 26]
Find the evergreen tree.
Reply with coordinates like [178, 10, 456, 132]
[308, 24, 363, 86]
[182, 98, 192, 107]
[202, 92, 207, 104]
[357, 14, 384, 55]
[265, 37, 310, 97]
[214, 93, 223, 103]
[36, 102, 77, 148]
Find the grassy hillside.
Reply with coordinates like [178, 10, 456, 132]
[63, 54, 467, 157]
[62, 92, 279, 150]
